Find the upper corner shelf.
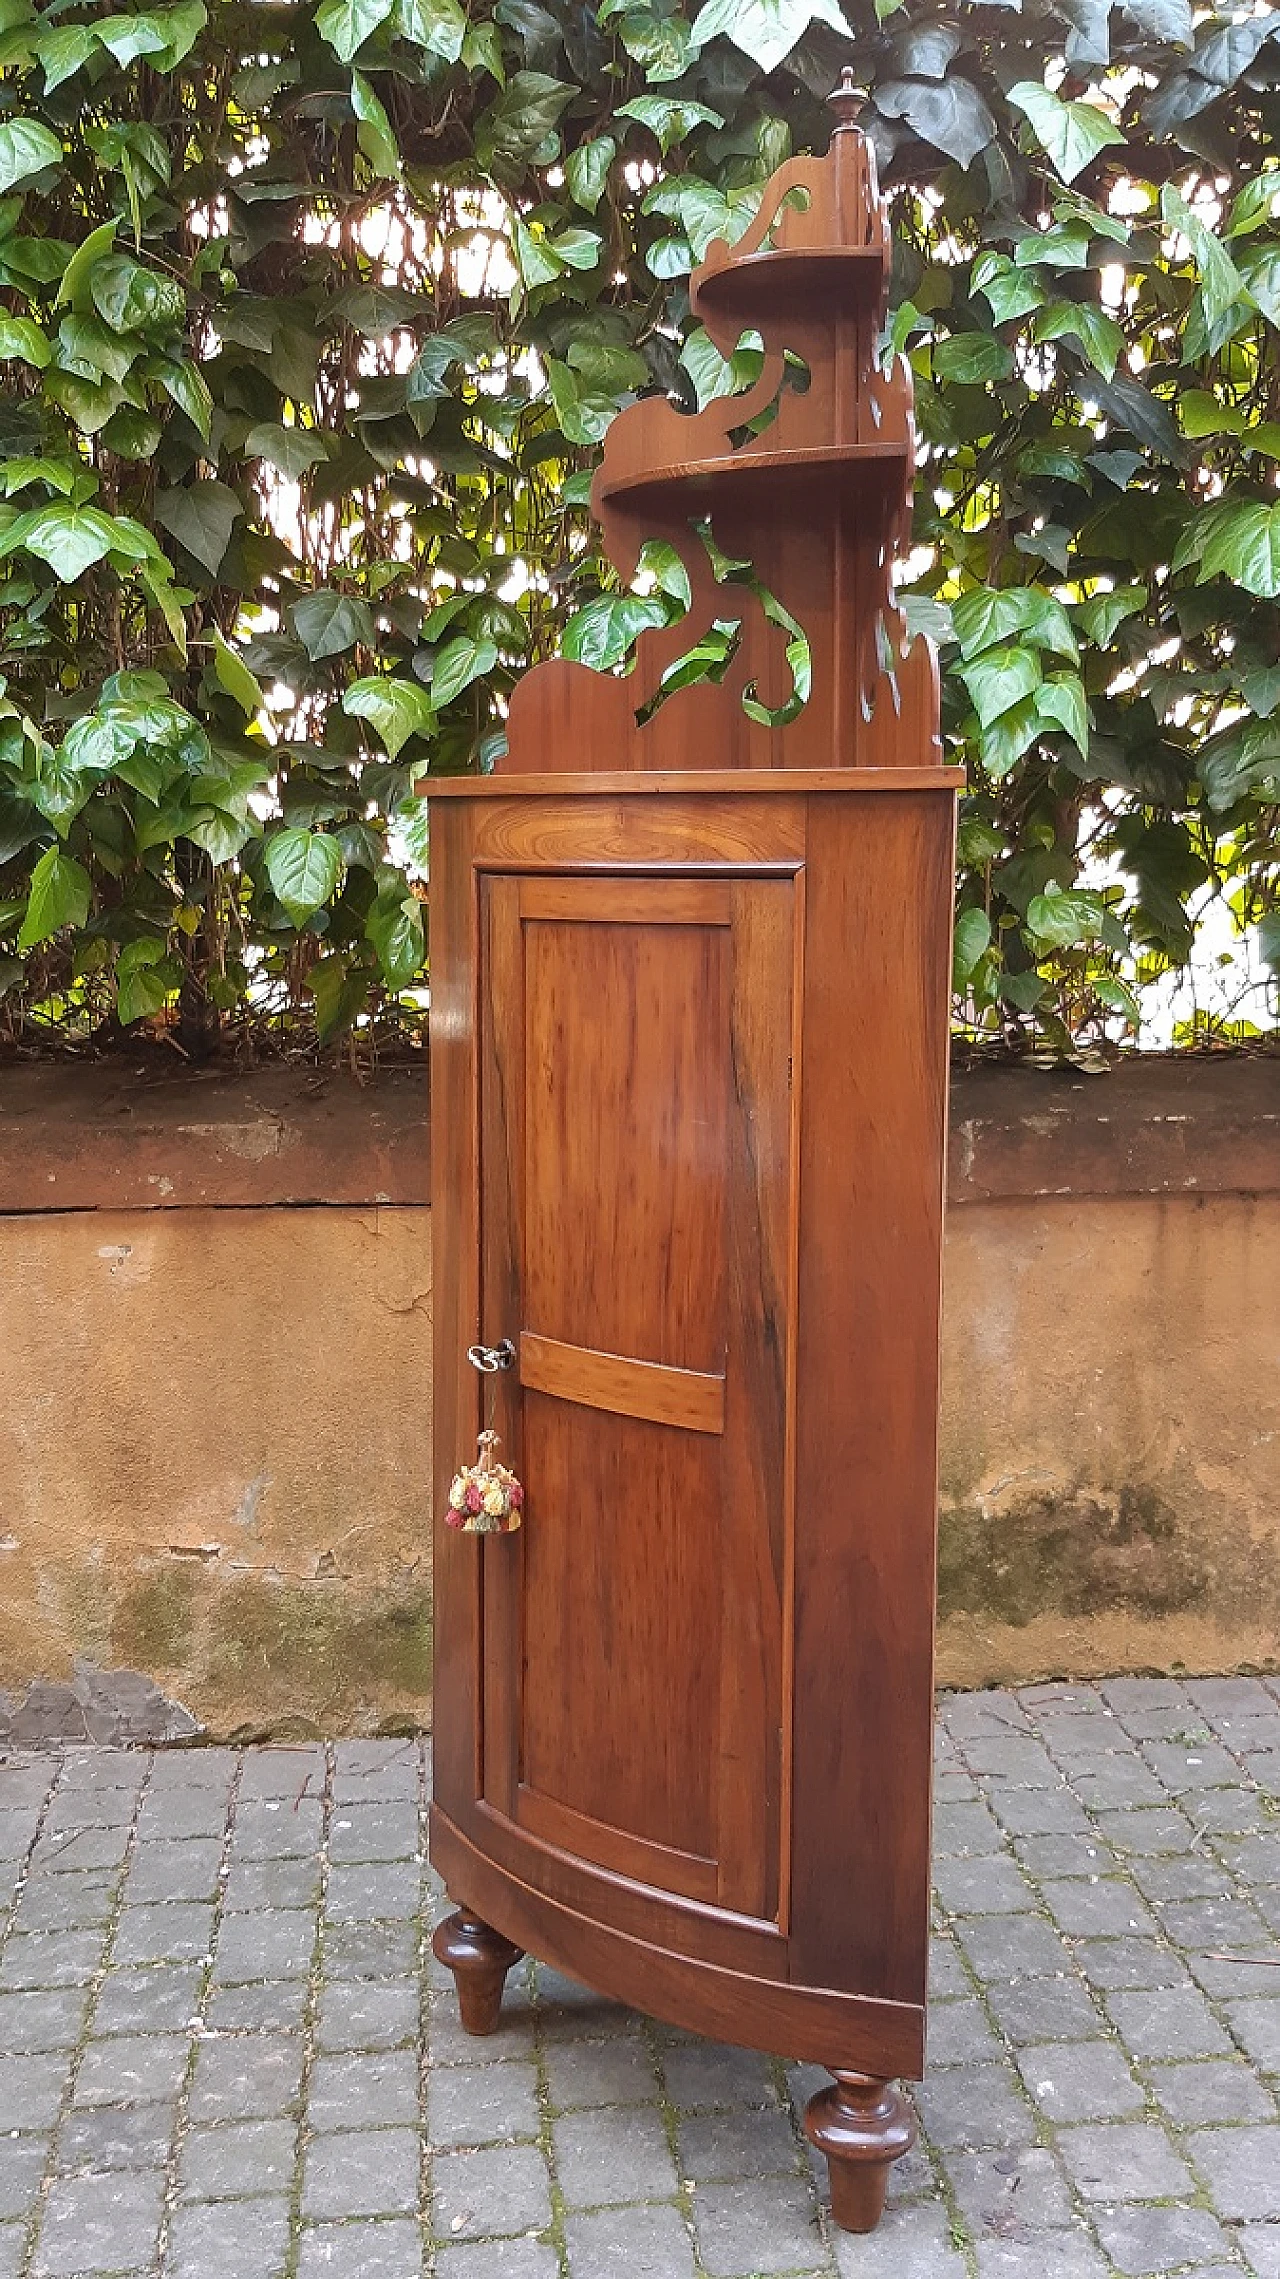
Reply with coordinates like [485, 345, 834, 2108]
[595, 438, 908, 519]
[691, 244, 887, 328]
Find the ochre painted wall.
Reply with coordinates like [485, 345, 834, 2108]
[0, 1059, 1276, 1735]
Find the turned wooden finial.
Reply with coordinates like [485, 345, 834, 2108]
[828, 67, 865, 133]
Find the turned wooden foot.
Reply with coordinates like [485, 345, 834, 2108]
[803, 2071, 916, 2234]
[432, 1909, 524, 2036]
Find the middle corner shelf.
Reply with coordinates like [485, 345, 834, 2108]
[595, 440, 910, 520]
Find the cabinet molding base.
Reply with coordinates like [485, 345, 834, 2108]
[430, 1806, 924, 2078]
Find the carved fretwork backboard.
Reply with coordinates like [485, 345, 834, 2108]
[500, 91, 942, 778]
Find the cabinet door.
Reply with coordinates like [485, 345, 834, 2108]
[479, 870, 799, 1927]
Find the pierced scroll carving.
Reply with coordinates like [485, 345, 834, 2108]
[501, 76, 942, 777]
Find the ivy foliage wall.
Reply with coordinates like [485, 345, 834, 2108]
[0, 0, 1276, 1058]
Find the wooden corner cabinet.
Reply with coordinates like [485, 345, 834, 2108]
[428, 81, 959, 2235]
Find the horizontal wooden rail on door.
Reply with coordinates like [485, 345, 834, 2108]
[518, 1332, 726, 1436]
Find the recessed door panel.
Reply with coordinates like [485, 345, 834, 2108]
[479, 870, 799, 1926]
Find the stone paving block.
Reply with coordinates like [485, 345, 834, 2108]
[1218, 1832, 1280, 1885]
[0, 2132, 49, 2219]
[676, 2104, 799, 2184]
[325, 1923, 419, 1980]
[926, 1998, 1003, 2068]
[45, 1788, 138, 1834]
[953, 1916, 1073, 1982]
[1094, 1808, 1197, 1857]
[933, 1802, 1005, 1856]
[1186, 1947, 1280, 1999]
[298, 2219, 424, 2279]
[179, 2118, 297, 2202]
[1106, 1984, 1232, 2059]
[34, 2168, 165, 2275]
[914, 2064, 1037, 2153]
[238, 1749, 325, 1802]
[962, 1742, 1059, 1787]
[1013, 1835, 1113, 1881]
[433, 2144, 552, 2241]
[1186, 2125, 1280, 2219]
[1093, 2201, 1235, 2275]
[188, 2033, 304, 2122]
[15, 1871, 116, 1934]
[1015, 2040, 1144, 2123]
[74, 2032, 190, 2108]
[309, 2049, 421, 2133]
[221, 1857, 321, 1913]
[1129, 1852, 1234, 1903]
[0, 1988, 88, 2053]
[333, 1739, 421, 1799]
[1072, 1938, 1188, 1991]
[0, 2225, 21, 2279]
[93, 1964, 202, 2037]
[318, 1980, 419, 2052]
[564, 2203, 696, 2279]
[207, 1979, 311, 2034]
[230, 1801, 324, 1861]
[138, 1792, 231, 1842]
[148, 1749, 236, 1789]
[215, 1909, 314, 1983]
[660, 2042, 776, 2111]
[303, 2128, 420, 2221]
[943, 2144, 1077, 2234]
[329, 1806, 420, 1864]
[1238, 2226, 1280, 2279]
[1056, 2121, 1196, 2202]
[543, 2035, 660, 2111]
[1162, 1895, 1274, 1950]
[831, 2199, 967, 2278]
[984, 1975, 1104, 2046]
[436, 2241, 559, 2279]
[165, 2192, 291, 2279]
[429, 2061, 539, 2149]
[58, 2101, 177, 2173]
[972, 2236, 1110, 2279]
[933, 1857, 1037, 1917]
[1067, 1761, 1169, 1811]
[326, 1863, 421, 1923]
[554, 2106, 678, 2208]
[0, 1929, 104, 1990]
[0, 1763, 55, 1809]
[31, 1824, 131, 1874]
[0, 2051, 71, 2129]
[530, 1968, 633, 2043]
[1189, 1788, 1274, 1837]
[1147, 2057, 1275, 2123]
[1142, 1742, 1242, 1791]
[113, 1903, 215, 1966]
[1223, 1997, 1280, 2070]
[944, 1693, 1032, 1740]
[928, 1940, 970, 1999]
[692, 2172, 823, 2276]
[1038, 1879, 1158, 1940]
[125, 1838, 223, 1904]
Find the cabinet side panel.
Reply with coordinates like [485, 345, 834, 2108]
[789, 791, 954, 2016]
[429, 801, 483, 1832]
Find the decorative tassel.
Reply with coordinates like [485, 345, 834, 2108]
[446, 1429, 524, 1533]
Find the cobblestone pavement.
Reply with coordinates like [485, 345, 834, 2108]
[0, 1678, 1278, 2279]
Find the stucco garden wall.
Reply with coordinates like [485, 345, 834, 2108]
[0, 1056, 1275, 1738]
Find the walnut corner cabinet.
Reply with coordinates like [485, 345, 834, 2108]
[427, 81, 959, 2236]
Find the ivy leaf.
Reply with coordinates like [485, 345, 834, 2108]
[1033, 300, 1125, 380]
[56, 220, 118, 312]
[365, 878, 424, 986]
[1026, 883, 1109, 947]
[395, 0, 466, 56]
[0, 119, 62, 196]
[243, 422, 329, 479]
[952, 905, 992, 986]
[690, 0, 854, 75]
[211, 630, 264, 718]
[616, 97, 721, 156]
[343, 675, 435, 758]
[431, 635, 498, 707]
[292, 590, 376, 658]
[316, 0, 394, 62]
[933, 334, 1014, 385]
[153, 358, 213, 442]
[1075, 585, 1146, 645]
[873, 77, 996, 169]
[1197, 500, 1280, 598]
[18, 843, 90, 946]
[562, 593, 670, 670]
[91, 258, 186, 335]
[475, 72, 575, 181]
[13, 502, 123, 581]
[264, 828, 344, 923]
[36, 24, 99, 91]
[565, 134, 616, 208]
[1161, 184, 1248, 332]
[0, 313, 49, 367]
[154, 482, 241, 578]
[1036, 672, 1090, 757]
[958, 644, 1043, 728]
[975, 260, 1048, 325]
[1008, 82, 1125, 184]
[115, 936, 170, 1024]
[953, 587, 1078, 663]
[351, 69, 401, 177]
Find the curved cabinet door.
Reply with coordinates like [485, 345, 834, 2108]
[477, 869, 800, 1932]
